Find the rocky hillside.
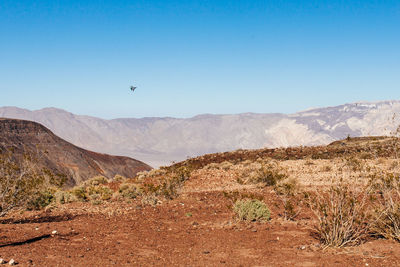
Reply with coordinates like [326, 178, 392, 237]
[0, 118, 152, 187]
[1, 100, 400, 167]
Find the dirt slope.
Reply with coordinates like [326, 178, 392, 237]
[1, 136, 400, 266]
[0, 118, 152, 186]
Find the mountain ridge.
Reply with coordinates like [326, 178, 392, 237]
[2, 100, 400, 167]
[0, 118, 152, 186]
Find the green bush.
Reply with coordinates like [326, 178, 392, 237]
[118, 183, 142, 199]
[87, 185, 113, 200]
[0, 150, 66, 216]
[28, 190, 55, 210]
[54, 190, 74, 204]
[71, 186, 87, 201]
[83, 176, 109, 187]
[113, 174, 127, 182]
[233, 199, 271, 222]
[141, 165, 192, 200]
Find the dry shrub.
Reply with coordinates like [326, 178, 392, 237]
[71, 186, 87, 201]
[369, 172, 400, 241]
[310, 181, 372, 248]
[247, 163, 287, 186]
[321, 165, 332, 172]
[82, 176, 109, 187]
[113, 174, 127, 182]
[118, 182, 142, 199]
[275, 178, 302, 221]
[142, 165, 192, 200]
[374, 196, 400, 241]
[222, 190, 264, 205]
[136, 169, 167, 180]
[219, 161, 234, 170]
[203, 162, 219, 170]
[305, 159, 315, 166]
[344, 157, 364, 172]
[389, 160, 399, 170]
[141, 194, 159, 206]
[54, 190, 75, 204]
[0, 150, 65, 216]
[69, 176, 113, 203]
[233, 199, 271, 222]
[87, 185, 113, 201]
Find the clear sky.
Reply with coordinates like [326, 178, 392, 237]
[1, 0, 399, 119]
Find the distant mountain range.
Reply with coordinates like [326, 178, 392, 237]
[1, 100, 400, 167]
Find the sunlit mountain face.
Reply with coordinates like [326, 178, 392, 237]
[2, 100, 400, 167]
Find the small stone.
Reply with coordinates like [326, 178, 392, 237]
[0, 259, 6, 264]
[35, 227, 39, 231]
[51, 230, 58, 235]
[276, 237, 280, 241]
[299, 245, 306, 250]
[203, 251, 210, 254]
[252, 229, 257, 232]
[8, 259, 16, 266]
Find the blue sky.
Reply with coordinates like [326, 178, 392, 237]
[1, 0, 399, 119]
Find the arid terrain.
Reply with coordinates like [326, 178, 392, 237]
[3, 100, 400, 167]
[1, 136, 400, 266]
[0, 118, 151, 186]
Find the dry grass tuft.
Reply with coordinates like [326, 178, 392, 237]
[309, 181, 372, 248]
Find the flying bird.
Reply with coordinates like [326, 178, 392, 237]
[130, 86, 137, 92]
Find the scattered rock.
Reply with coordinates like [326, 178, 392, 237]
[8, 259, 16, 266]
[51, 230, 58, 235]
[298, 245, 306, 250]
[203, 251, 210, 254]
[0, 259, 6, 264]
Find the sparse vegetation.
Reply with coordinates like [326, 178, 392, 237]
[4, 134, 400, 256]
[309, 182, 372, 248]
[275, 178, 302, 220]
[118, 182, 142, 199]
[246, 162, 287, 186]
[369, 171, 400, 241]
[233, 199, 271, 222]
[141, 164, 193, 200]
[0, 150, 65, 216]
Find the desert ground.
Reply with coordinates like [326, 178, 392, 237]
[1, 137, 400, 266]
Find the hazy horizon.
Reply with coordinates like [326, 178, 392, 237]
[2, 99, 400, 120]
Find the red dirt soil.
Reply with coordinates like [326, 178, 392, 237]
[2, 136, 400, 266]
[1, 190, 400, 266]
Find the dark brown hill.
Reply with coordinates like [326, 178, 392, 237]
[0, 118, 152, 187]
[170, 136, 400, 171]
